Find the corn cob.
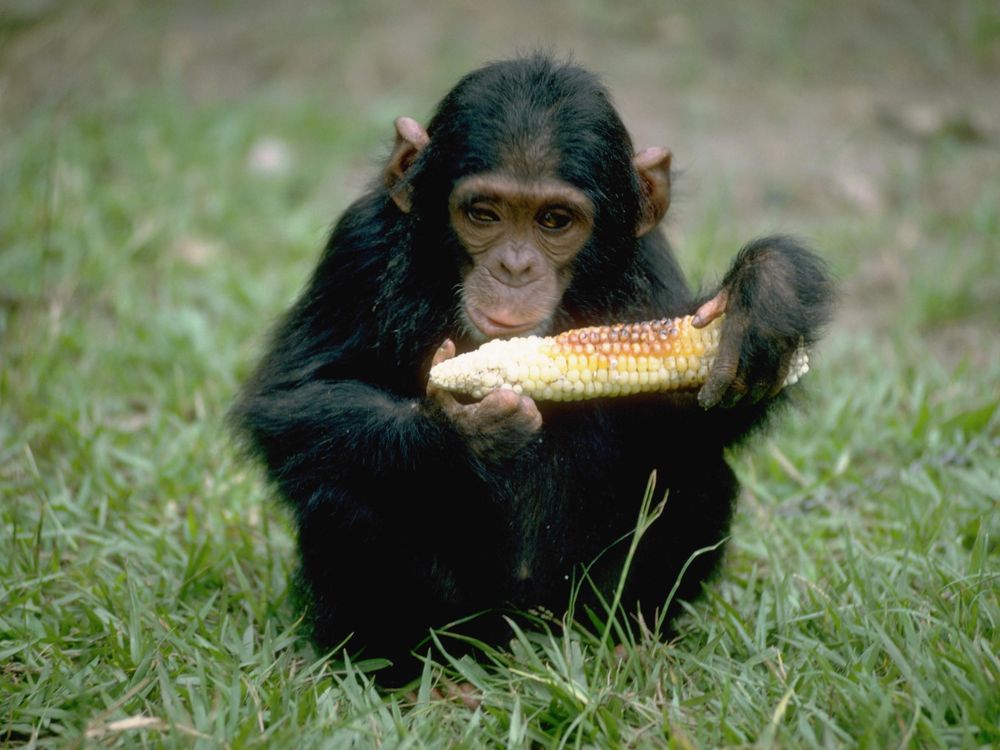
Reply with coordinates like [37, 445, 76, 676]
[429, 314, 809, 401]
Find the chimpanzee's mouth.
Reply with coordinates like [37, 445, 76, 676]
[466, 306, 540, 339]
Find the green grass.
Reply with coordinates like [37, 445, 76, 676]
[2, 3, 999, 748]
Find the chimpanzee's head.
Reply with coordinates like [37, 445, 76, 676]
[384, 56, 671, 342]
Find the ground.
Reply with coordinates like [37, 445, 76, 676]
[1, 1, 998, 748]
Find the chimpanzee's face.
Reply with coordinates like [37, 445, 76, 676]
[448, 172, 594, 342]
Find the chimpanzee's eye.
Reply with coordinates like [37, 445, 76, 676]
[537, 209, 573, 231]
[467, 205, 501, 223]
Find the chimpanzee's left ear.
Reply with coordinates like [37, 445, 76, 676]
[633, 147, 671, 236]
[384, 116, 430, 213]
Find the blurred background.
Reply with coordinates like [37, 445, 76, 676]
[2, 2, 998, 744]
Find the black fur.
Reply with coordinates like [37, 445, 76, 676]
[231, 56, 833, 684]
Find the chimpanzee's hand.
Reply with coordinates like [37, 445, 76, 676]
[692, 237, 833, 409]
[426, 339, 543, 460]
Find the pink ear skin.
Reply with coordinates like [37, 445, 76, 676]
[633, 147, 671, 236]
[384, 117, 430, 213]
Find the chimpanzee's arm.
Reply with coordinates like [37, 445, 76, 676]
[235, 376, 471, 507]
[692, 235, 834, 410]
[233, 358, 502, 677]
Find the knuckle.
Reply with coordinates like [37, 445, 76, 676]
[486, 389, 520, 411]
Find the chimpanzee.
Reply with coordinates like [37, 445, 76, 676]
[232, 55, 832, 684]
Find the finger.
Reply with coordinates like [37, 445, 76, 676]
[699, 369, 733, 409]
[749, 347, 794, 403]
[718, 374, 748, 408]
[698, 306, 748, 408]
[692, 289, 728, 328]
[698, 337, 740, 408]
[427, 380, 462, 411]
[519, 395, 543, 431]
[473, 391, 543, 435]
[431, 339, 456, 367]
[747, 356, 791, 404]
[478, 388, 521, 416]
[768, 356, 793, 398]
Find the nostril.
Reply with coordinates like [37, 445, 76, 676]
[501, 258, 531, 277]
[499, 248, 536, 282]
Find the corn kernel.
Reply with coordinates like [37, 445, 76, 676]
[428, 314, 810, 402]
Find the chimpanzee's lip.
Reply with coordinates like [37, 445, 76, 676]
[467, 307, 538, 338]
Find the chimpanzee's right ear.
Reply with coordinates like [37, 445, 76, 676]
[384, 117, 430, 213]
